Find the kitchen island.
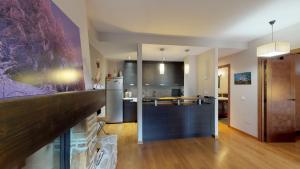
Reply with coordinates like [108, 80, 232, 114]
[142, 97, 215, 141]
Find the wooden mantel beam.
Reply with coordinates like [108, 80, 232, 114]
[0, 90, 105, 169]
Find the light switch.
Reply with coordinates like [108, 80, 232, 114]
[241, 96, 246, 100]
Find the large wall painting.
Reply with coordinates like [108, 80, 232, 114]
[0, 0, 84, 99]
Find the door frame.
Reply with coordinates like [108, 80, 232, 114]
[258, 58, 265, 141]
[218, 64, 231, 126]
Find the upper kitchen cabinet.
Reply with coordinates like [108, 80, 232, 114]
[143, 61, 157, 86]
[123, 61, 184, 87]
[164, 62, 184, 86]
[123, 61, 137, 88]
[144, 61, 184, 86]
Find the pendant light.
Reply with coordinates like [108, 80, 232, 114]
[257, 20, 290, 57]
[184, 49, 190, 75]
[159, 48, 165, 75]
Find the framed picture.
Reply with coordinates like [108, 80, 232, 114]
[234, 72, 251, 85]
[0, 0, 84, 100]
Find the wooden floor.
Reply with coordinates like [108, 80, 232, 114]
[104, 123, 300, 169]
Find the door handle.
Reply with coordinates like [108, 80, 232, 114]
[288, 98, 296, 101]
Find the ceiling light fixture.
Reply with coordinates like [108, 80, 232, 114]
[159, 48, 165, 75]
[257, 20, 290, 57]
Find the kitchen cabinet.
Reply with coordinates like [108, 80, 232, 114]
[123, 100, 137, 122]
[123, 61, 137, 88]
[143, 102, 213, 141]
[164, 62, 184, 86]
[123, 61, 184, 87]
[142, 61, 184, 86]
[143, 62, 157, 86]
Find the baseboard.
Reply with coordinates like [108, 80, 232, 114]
[229, 126, 258, 140]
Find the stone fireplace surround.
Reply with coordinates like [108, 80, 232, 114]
[21, 112, 117, 169]
[71, 113, 98, 169]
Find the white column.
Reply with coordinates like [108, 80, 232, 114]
[137, 44, 143, 144]
[213, 48, 219, 137]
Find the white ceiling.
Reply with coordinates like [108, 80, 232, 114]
[94, 42, 212, 61]
[94, 41, 240, 61]
[87, 0, 300, 42]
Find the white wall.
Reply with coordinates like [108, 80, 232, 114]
[197, 49, 218, 96]
[184, 55, 197, 96]
[219, 50, 258, 137]
[89, 44, 108, 86]
[23, 144, 58, 169]
[219, 22, 300, 138]
[107, 60, 124, 77]
[184, 49, 218, 97]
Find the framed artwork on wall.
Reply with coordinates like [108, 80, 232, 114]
[234, 72, 251, 85]
[0, 0, 84, 100]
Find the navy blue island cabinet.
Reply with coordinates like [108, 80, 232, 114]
[142, 102, 214, 141]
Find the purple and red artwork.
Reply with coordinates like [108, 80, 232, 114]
[0, 0, 85, 99]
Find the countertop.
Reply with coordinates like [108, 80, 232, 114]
[123, 96, 215, 105]
[159, 96, 198, 100]
[143, 96, 200, 101]
[123, 97, 137, 102]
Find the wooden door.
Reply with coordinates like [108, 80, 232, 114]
[265, 56, 296, 142]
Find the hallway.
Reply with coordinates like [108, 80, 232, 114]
[104, 123, 300, 169]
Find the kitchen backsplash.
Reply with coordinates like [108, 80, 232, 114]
[124, 86, 183, 98]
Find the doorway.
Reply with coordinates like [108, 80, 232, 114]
[258, 54, 300, 142]
[218, 64, 231, 126]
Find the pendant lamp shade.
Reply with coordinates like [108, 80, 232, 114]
[257, 20, 290, 57]
[257, 41, 290, 57]
[159, 48, 165, 75]
[159, 63, 165, 75]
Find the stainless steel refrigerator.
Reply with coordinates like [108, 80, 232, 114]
[106, 77, 123, 123]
